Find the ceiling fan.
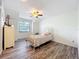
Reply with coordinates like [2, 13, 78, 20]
[31, 8, 43, 18]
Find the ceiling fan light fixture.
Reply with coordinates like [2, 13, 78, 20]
[31, 8, 43, 18]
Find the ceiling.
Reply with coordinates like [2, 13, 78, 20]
[4, 0, 78, 17]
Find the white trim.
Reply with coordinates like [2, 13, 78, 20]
[0, 50, 2, 55]
[53, 38, 77, 48]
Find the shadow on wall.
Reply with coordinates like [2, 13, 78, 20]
[53, 34, 77, 47]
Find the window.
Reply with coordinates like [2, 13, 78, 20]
[18, 21, 30, 32]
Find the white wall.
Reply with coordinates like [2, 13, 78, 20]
[40, 11, 78, 47]
[4, 0, 41, 40]
[77, 0, 79, 58]
[4, 0, 29, 40]
[5, 8, 33, 40]
[0, 18, 2, 55]
[0, 0, 5, 54]
[5, 8, 40, 40]
[0, 24, 2, 55]
[40, 0, 78, 47]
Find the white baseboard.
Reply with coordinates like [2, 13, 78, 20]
[52, 38, 77, 48]
[0, 49, 2, 55]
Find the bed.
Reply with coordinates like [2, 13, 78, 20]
[27, 33, 53, 47]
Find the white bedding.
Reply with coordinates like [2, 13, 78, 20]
[27, 34, 53, 47]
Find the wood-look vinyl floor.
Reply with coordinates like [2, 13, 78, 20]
[0, 39, 78, 59]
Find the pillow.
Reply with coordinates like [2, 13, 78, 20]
[41, 32, 51, 36]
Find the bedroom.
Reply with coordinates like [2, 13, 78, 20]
[0, 0, 79, 59]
